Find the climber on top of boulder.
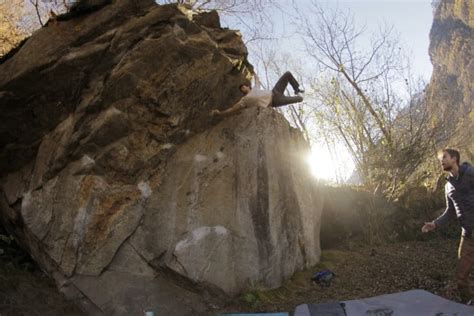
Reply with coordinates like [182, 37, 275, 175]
[210, 71, 304, 117]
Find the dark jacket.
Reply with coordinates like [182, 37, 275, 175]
[434, 162, 474, 237]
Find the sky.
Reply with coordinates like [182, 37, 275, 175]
[221, 0, 435, 183]
[248, 0, 434, 80]
[308, 1, 435, 182]
[328, 0, 434, 81]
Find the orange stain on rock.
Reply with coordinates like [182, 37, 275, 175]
[77, 176, 141, 247]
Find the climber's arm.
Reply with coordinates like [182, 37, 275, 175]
[210, 98, 245, 117]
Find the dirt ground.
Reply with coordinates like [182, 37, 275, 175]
[0, 233, 464, 316]
[0, 231, 82, 316]
[218, 237, 463, 314]
[0, 266, 83, 316]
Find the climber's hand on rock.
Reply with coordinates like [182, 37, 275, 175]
[210, 109, 220, 117]
[421, 221, 436, 233]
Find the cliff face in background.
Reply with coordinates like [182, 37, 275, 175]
[426, 0, 473, 159]
[321, 0, 474, 242]
[401, 0, 473, 203]
[0, 1, 322, 314]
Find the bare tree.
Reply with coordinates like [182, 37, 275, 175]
[29, 0, 44, 26]
[295, 1, 435, 195]
[297, 3, 403, 150]
[157, 0, 274, 14]
[0, 0, 79, 58]
[156, 0, 278, 44]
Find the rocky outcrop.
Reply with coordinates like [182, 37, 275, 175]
[0, 1, 321, 314]
[401, 0, 473, 199]
[130, 107, 321, 292]
[426, 0, 473, 158]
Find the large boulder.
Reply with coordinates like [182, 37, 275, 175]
[129, 107, 321, 294]
[0, 1, 322, 315]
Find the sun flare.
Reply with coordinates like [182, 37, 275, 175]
[306, 144, 354, 183]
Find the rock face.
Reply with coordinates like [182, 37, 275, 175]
[426, 0, 473, 157]
[404, 0, 473, 199]
[129, 107, 321, 293]
[0, 1, 322, 314]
